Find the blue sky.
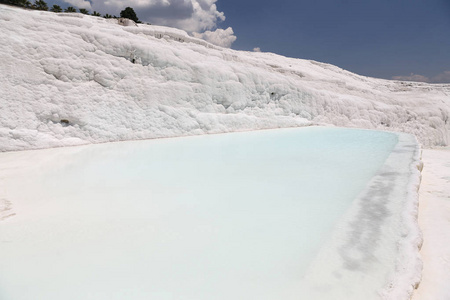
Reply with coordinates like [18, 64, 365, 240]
[42, 0, 450, 83]
[216, 0, 450, 83]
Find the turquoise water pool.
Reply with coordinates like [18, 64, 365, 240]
[0, 127, 419, 300]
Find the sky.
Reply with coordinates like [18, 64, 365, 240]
[42, 0, 450, 83]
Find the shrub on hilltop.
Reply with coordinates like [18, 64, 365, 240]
[50, 4, 61, 12]
[120, 7, 139, 23]
[0, 0, 31, 7]
[64, 6, 76, 12]
[33, 0, 47, 10]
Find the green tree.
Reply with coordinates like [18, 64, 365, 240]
[64, 6, 76, 12]
[34, 0, 48, 10]
[120, 7, 139, 23]
[9, 0, 31, 7]
[103, 13, 112, 18]
[92, 11, 101, 17]
[79, 8, 89, 14]
[0, 0, 17, 5]
[50, 4, 62, 12]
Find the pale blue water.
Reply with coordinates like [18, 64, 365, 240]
[0, 127, 399, 300]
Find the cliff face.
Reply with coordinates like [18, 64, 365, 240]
[1, 4, 449, 151]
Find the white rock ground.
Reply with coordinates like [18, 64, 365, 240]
[0, 4, 450, 299]
[1, 5, 449, 152]
[412, 148, 450, 300]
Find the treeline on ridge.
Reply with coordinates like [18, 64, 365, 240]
[0, 0, 140, 23]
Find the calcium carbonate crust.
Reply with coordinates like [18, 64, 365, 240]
[299, 132, 423, 300]
[379, 134, 423, 300]
[0, 5, 449, 152]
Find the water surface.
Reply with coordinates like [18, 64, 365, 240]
[0, 127, 399, 300]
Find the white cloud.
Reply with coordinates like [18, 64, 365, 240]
[253, 47, 261, 52]
[179, 0, 225, 32]
[192, 27, 236, 48]
[392, 71, 450, 84]
[63, 0, 92, 9]
[59, 0, 235, 46]
[431, 71, 450, 83]
[392, 73, 430, 83]
[74, 0, 226, 33]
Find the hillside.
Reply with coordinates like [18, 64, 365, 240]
[1, 4, 449, 151]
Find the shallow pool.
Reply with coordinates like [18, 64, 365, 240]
[0, 127, 421, 300]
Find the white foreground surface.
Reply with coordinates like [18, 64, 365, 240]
[412, 148, 450, 300]
[0, 4, 449, 152]
[0, 127, 421, 300]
